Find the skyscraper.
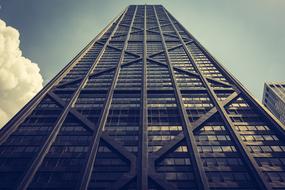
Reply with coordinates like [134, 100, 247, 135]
[263, 82, 285, 125]
[0, 4, 285, 190]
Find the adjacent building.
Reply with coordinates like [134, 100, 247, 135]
[0, 5, 285, 190]
[263, 82, 285, 125]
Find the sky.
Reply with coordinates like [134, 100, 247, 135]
[0, 0, 284, 125]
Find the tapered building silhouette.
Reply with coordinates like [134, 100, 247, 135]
[1, 5, 285, 190]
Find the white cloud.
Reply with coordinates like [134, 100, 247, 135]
[0, 19, 43, 128]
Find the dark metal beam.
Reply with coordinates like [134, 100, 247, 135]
[192, 91, 240, 133]
[120, 23, 142, 31]
[151, 132, 184, 160]
[148, 172, 177, 190]
[120, 57, 143, 67]
[48, 92, 94, 132]
[106, 43, 141, 58]
[109, 174, 136, 190]
[146, 29, 180, 40]
[148, 43, 184, 58]
[147, 22, 172, 30]
[153, 6, 209, 190]
[101, 132, 137, 173]
[102, 132, 137, 190]
[104, 28, 144, 40]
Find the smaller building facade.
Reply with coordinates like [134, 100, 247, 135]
[263, 82, 285, 125]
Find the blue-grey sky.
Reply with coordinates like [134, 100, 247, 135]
[0, 0, 284, 100]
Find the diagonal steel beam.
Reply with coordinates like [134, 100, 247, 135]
[101, 132, 137, 174]
[147, 22, 173, 31]
[109, 174, 136, 190]
[89, 57, 142, 78]
[78, 6, 138, 190]
[148, 43, 184, 58]
[152, 6, 209, 190]
[162, 32, 180, 39]
[192, 91, 240, 133]
[108, 28, 144, 40]
[103, 130, 138, 190]
[151, 132, 185, 160]
[120, 23, 142, 31]
[88, 66, 116, 77]
[121, 57, 143, 67]
[97, 40, 142, 58]
[54, 77, 83, 89]
[48, 92, 94, 132]
[162, 7, 271, 190]
[106, 43, 141, 58]
[146, 29, 180, 40]
[89, 57, 142, 77]
[149, 172, 177, 190]
[128, 28, 144, 33]
[131, 26, 144, 31]
[102, 132, 138, 190]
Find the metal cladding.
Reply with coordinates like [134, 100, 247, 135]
[0, 5, 285, 190]
[263, 82, 285, 125]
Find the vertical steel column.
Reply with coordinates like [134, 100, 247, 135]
[137, 5, 148, 190]
[16, 8, 128, 190]
[153, 6, 209, 190]
[162, 7, 270, 190]
[78, 6, 138, 190]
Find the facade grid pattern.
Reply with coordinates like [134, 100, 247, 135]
[0, 5, 285, 190]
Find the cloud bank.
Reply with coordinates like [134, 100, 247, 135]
[0, 19, 43, 128]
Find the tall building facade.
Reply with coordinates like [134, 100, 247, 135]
[263, 82, 285, 125]
[0, 5, 285, 190]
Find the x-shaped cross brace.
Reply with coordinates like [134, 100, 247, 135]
[55, 40, 232, 91]
[48, 91, 175, 189]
